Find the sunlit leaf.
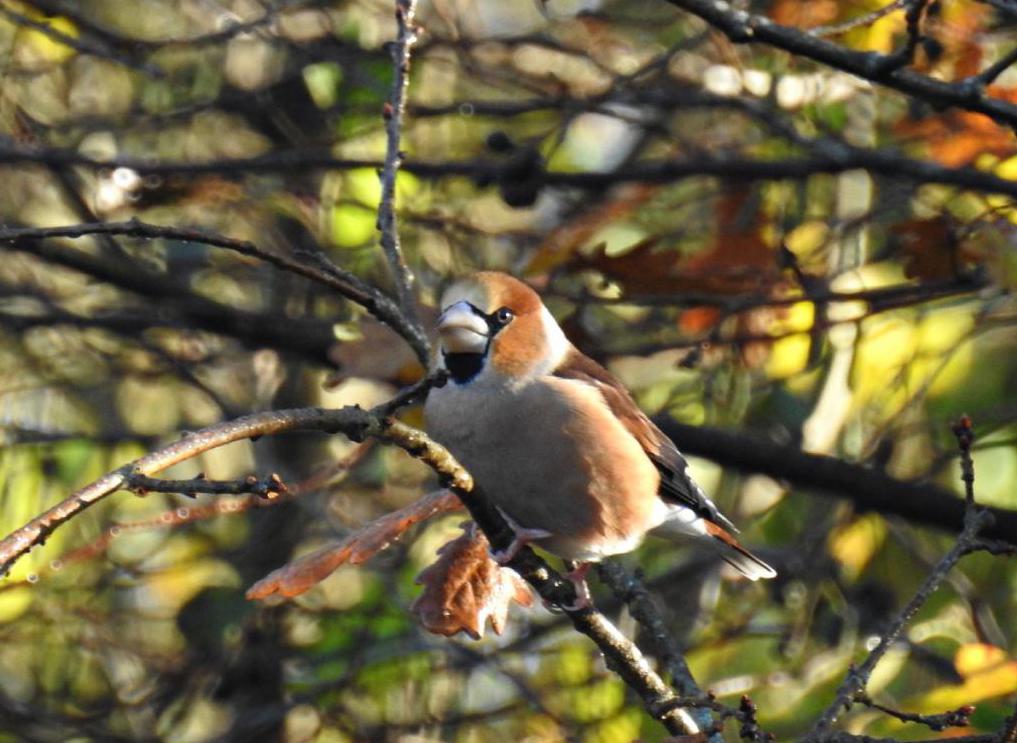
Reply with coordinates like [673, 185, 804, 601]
[303, 61, 343, 109]
[913, 644, 1017, 710]
[828, 513, 887, 581]
[330, 203, 376, 247]
[247, 490, 463, 600]
[15, 11, 78, 64]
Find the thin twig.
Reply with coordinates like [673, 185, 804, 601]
[810, 514, 989, 731]
[853, 693, 973, 732]
[809, 417, 993, 733]
[125, 472, 290, 500]
[0, 444, 374, 592]
[597, 562, 720, 734]
[810, 1, 908, 37]
[954, 415, 977, 507]
[373, 369, 448, 418]
[377, 0, 422, 325]
[873, 0, 931, 74]
[969, 45, 1017, 88]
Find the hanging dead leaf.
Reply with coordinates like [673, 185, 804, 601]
[680, 184, 777, 294]
[246, 489, 463, 600]
[411, 522, 534, 640]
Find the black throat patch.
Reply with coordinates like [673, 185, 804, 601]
[444, 352, 485, 384]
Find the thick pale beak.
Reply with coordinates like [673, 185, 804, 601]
[437, 301, 489, 354]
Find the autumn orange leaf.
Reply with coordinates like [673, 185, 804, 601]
[411, 522, 534, 640]
[677, 306, 723, 334]
[768, 0, 838, 29]
[895, 84, 1017, 169]
[246, 489, 463, 600]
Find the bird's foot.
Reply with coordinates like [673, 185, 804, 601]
[560, 561, 594, 611]
[543, 561, 594, 612]
[490, 507, 552, 565]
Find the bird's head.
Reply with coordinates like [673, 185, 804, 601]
[435, 272, 569, 386]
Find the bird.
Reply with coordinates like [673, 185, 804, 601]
[424, 272, 775, 608]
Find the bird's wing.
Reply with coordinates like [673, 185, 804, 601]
[551, 348, 736, 531]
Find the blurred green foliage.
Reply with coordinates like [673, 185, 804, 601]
[0, 0, 1014, 741]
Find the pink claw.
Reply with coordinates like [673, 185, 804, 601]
[490, 507, 552, 565]
[562, 562, 594, 611]
[542, 562, 594, 612]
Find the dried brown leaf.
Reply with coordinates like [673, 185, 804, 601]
[526, 183, 662, 273]
[891, 217, 972, 280]
[411, 522, 534, 640]
[574, 185, 778, 300]
[246, 489, 463, 600]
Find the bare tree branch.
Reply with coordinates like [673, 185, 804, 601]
[853, 693, 974, 732]
[971, 45, 1017, 88]
[0, 219, 430, 365]
[655, 420, 1017, 545]
[0, 375, 701, 737]
[661, 0, 1017, 127]
[1, 143, 1015, 198]
[1, 230, 337, 365]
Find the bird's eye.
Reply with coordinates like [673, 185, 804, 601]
[493, 307, 515, 326]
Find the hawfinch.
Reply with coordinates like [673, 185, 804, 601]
[424, 272, 775, 606]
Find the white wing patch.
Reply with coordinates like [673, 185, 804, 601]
[651, 504, 710, 539]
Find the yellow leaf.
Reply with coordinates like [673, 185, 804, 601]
[330, 203, 376, 247]
[766, 332, 812, 379]
[828, 514, 887, 580]
[912, 644, 1017, 711]
[852, 315, 917, 410]
[956, 643, 1008, 676]
[16, 13, 79, 65]
[0, 586, 33, 623]
[843, 4, 903, 54]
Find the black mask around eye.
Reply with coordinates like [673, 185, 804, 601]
[443, 304, 516, 384]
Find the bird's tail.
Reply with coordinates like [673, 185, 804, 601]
[702, 520, 776, 581]
[654, 513, 776, 581]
